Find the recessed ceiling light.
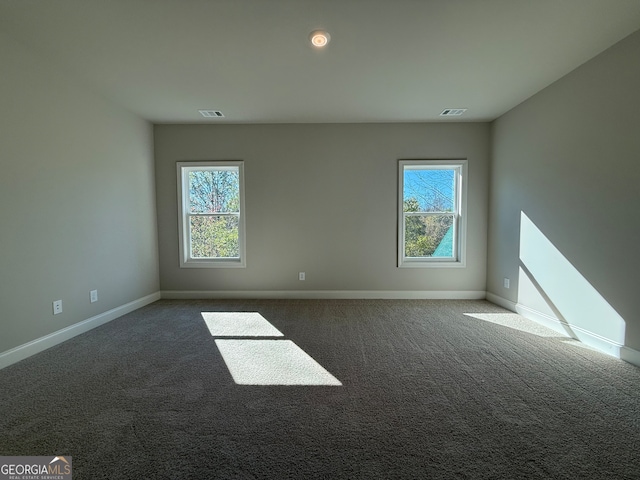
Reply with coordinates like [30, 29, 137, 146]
[309, 30, 330, 48]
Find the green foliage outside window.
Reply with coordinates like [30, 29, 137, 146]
[189, 169, 240, 259]
[403, 197, 453, 258]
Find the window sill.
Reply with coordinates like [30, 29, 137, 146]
[399, 260, 466, 269]
[180, 259, 246, 269]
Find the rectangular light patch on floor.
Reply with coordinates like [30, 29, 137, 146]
[202, 312, 283, 337]
[215, 339, 342, 386]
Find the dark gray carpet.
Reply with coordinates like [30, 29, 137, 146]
[1, 299, 639, 479]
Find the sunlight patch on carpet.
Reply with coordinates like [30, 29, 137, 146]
[202, 312, 283, 337]
[464, 312, 570, 338]
[560, 339, 599, 352]
[215, 339, 342, 386]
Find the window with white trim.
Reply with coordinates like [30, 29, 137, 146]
[177, 161, 246, 268]
[398, 160, 467, 267]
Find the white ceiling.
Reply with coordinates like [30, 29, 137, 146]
[2, 0, 640, 124]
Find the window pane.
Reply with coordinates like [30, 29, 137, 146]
[189, 169, 240, 214]
[190, 215, 239, 258]
[403, 168, 455, 213]
[404, 214, 454, 258]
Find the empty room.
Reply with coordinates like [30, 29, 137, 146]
[1, 1, 639, 478]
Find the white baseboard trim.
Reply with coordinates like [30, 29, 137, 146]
[161, 290, 487, 300]
[0, 291, 161, 371]
[485, 292, 640, 366]
[485, 292, 517, 311]
[515, 303, 625, 358]
[621, 346, 640, 368]
[512, 303, 571, 336]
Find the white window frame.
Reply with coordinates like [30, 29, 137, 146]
[177, 161, 246, 268]
[398, 159, 467, 268]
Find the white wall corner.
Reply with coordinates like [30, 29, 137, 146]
[0, 292, 161, 371]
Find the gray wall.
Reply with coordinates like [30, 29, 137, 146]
[155, 123, 490, 294]
[0, 36, 160, 353]
[487, 30, 640, 352]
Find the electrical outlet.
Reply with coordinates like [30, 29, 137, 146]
[53, 300, 63, 315]
[90, 290, 98, 303]
[299, 272, 306, 281]
[503, 278, 510, 289]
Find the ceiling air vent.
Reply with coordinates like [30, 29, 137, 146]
[198, 110, 225, 118]
[440, 108, 467, 117]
